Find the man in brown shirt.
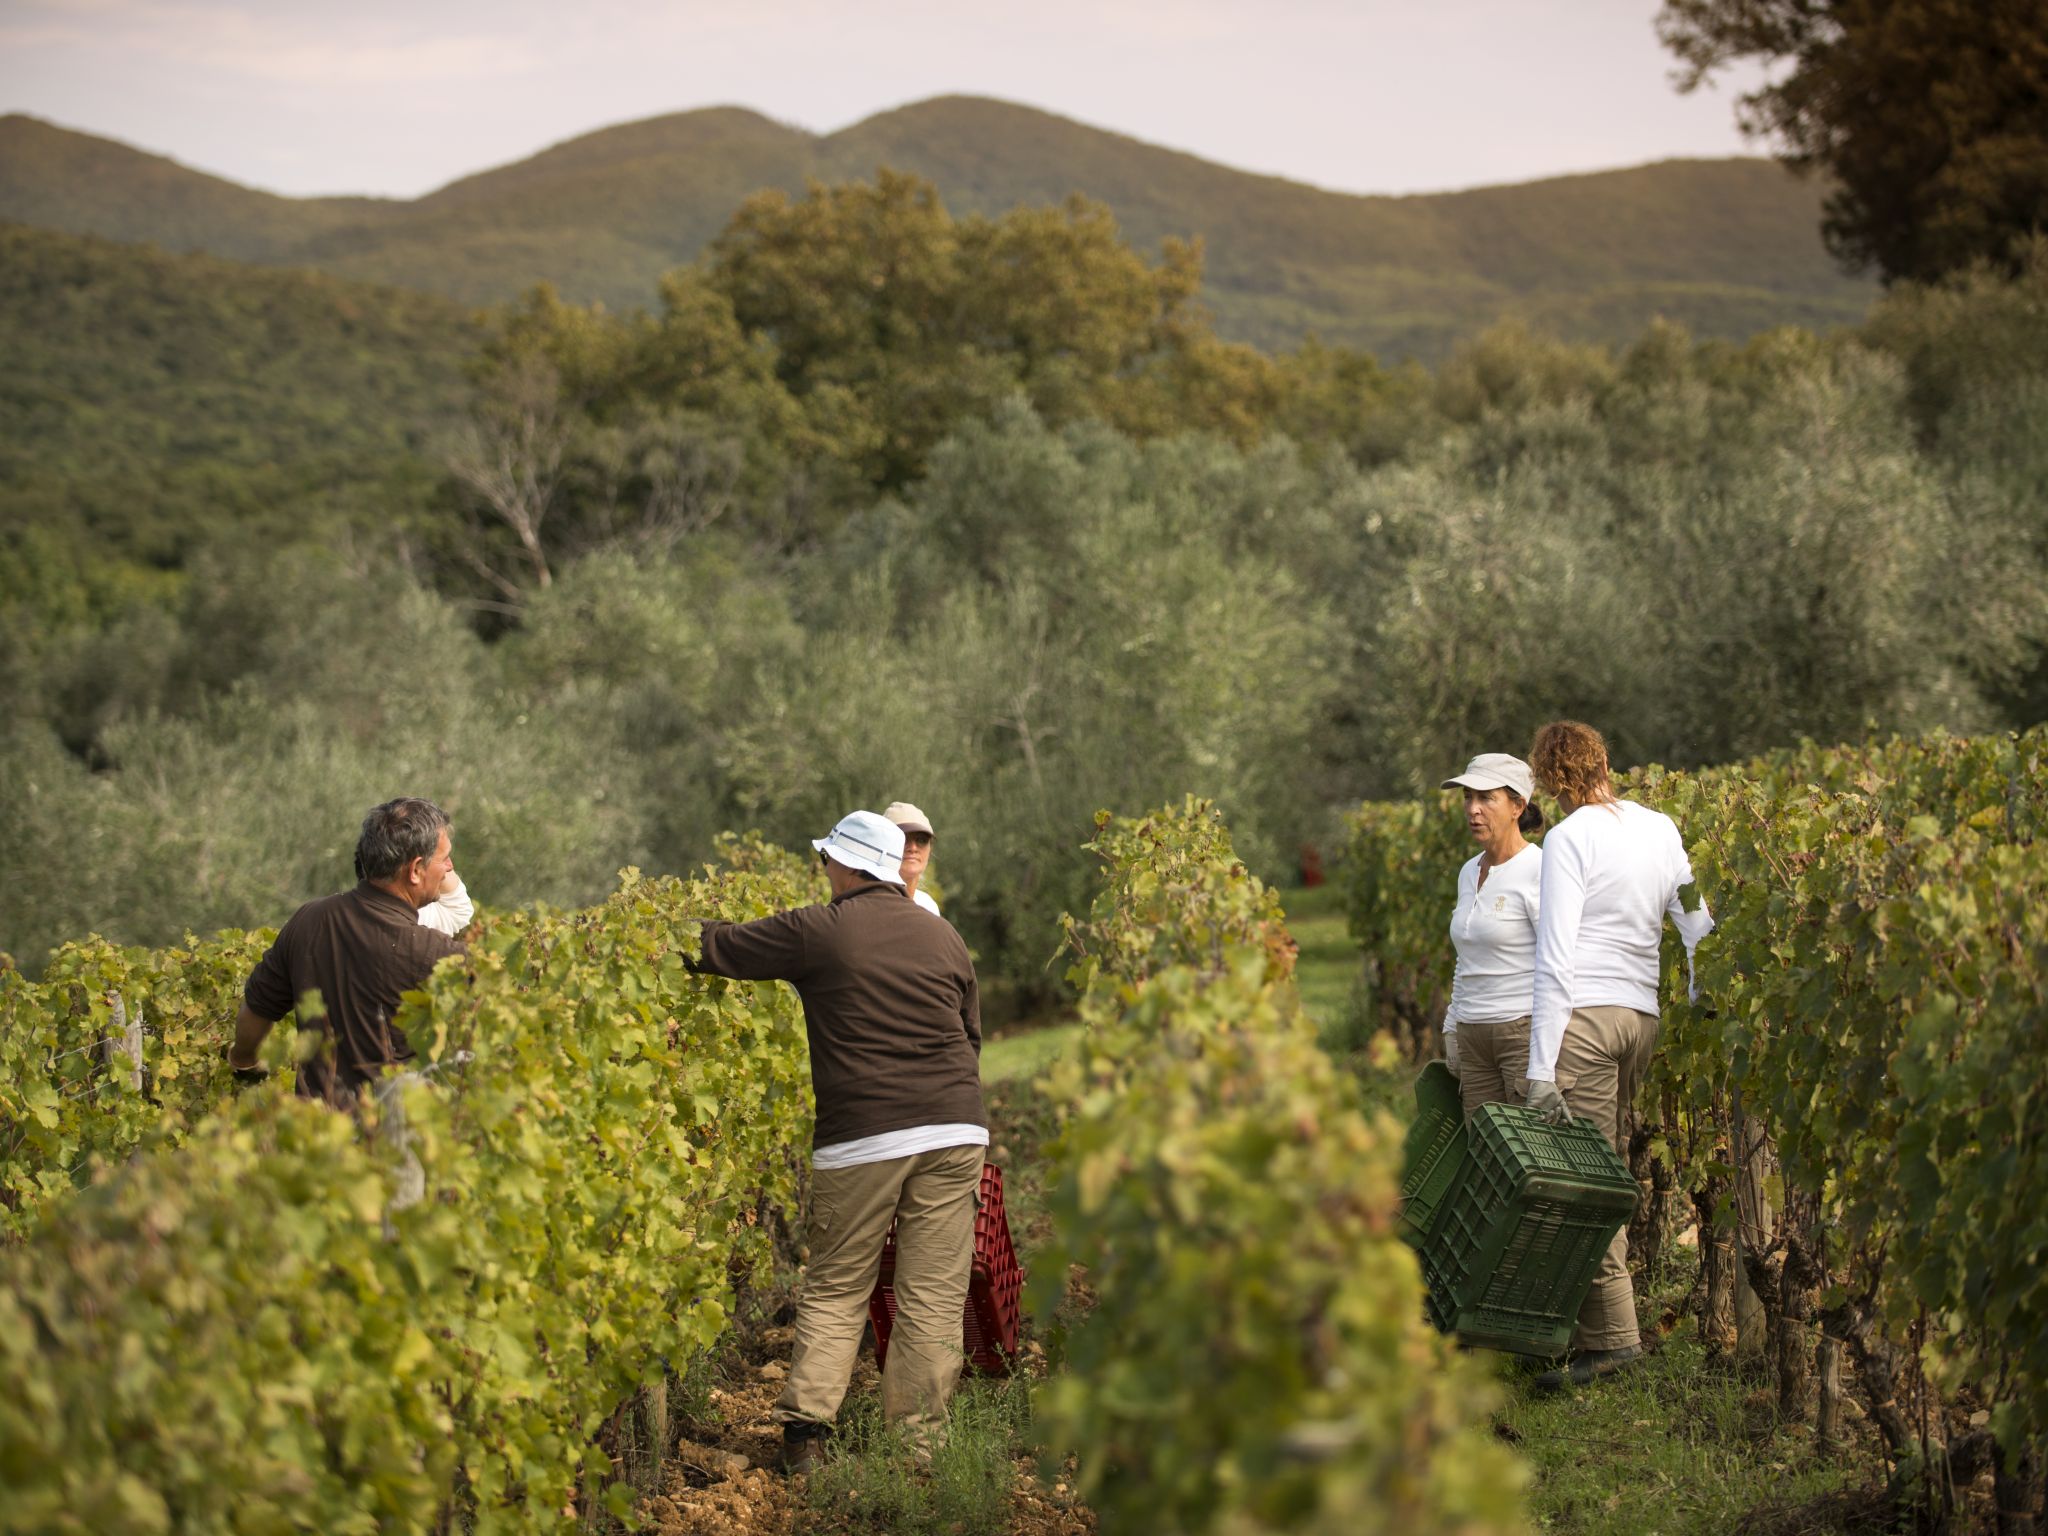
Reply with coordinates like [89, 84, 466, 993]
[691, 810, 985, 1471]
[229, 798, 466, 1110]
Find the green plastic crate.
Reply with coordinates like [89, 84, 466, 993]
[1420, 1101, 1638, 1357]
[1399, 1061, 1468, 1243]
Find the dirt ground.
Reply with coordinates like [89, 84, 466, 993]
[634, 1323, 809, 1536]
[636, 1320, 1094, 1536]
[640, 1070, 1093, 1536]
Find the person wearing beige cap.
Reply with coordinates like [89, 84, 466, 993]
[883, 802, 943, 917]
[1438, 753, 1546, 1120]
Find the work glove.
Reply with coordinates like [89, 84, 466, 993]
[1524, 1078, 1569, 1124]
[1442, 1031, 1461, 1078]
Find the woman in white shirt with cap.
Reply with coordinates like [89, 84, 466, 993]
[884, 802, 943, 916]
[1439, 753, 1546, 1118]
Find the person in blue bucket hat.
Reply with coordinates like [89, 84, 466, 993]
[689, 810, 985, 1472]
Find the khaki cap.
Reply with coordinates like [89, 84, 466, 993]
[882, 801, 934, 836]
[1441, 754, 1535, 802]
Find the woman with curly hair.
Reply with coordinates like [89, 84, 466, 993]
[1524, 720, 1712, 1392]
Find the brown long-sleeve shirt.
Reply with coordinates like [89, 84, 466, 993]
[244, 881, 465, 1109]
[692, 881, 984, 1149]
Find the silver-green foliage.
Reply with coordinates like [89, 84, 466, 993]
[1347, 327, 2048, 792]
[11, 267, 2048, 1004]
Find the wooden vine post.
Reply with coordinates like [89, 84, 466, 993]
[374, 1072, 426, 1241]
[103, 992, 144, 1092]
[1731, 1088, 1778, 1363]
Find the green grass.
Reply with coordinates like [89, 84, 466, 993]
[802, 1376, 1034, 1536]
[986, 879, 1355, 1090]
[985, 878, 1354, 1089]
[1279, 881, 1409, 1118]
[1497, 1322, 1871, 1535]
[929, 883, 1891, 1536]
[981, 1022, 1083, 1086]
[978, 1027, 1073, 1254]
[1278, 880, 1357, 1035]
[1287, 878, 1878, 1533]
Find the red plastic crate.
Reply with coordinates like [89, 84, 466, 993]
[867, 1161, 1024, 1376]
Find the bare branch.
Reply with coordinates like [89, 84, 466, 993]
[444, 353, 570, 595]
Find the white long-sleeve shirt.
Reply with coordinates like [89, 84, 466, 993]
[1442, 845, 1543, 1032]
[1527, 800, 1713, 1082]
[417, 877, 474, 937]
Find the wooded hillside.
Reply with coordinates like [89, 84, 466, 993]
[0, 97, 1873, 359]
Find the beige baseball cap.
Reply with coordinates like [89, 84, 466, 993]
[1441, 753, 1535, 801]
[882, 801, 933, 836]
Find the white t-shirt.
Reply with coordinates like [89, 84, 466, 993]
[417, 877, 473, 937]
[1442, 844, 1543, 1032]
[1528, 800, 1713, 1082]
[812, 1122, 987, 1170]
[911, 888, 941, 916]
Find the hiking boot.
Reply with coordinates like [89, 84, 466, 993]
[1532, 1344, 1643, 1394]
[779, 1422, 829, 1476]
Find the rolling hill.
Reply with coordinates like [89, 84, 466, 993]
[0, 96, 1875, 360]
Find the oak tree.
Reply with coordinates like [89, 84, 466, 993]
[1659, 0, 2048, 282]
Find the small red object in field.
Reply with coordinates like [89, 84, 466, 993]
[1299, 843, 1325, 886]
[868, 1162, 1024, 1376]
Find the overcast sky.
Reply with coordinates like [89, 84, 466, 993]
[0, 0, 1772, 200]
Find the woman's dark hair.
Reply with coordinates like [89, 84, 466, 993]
[1516, 796, 1545, 836]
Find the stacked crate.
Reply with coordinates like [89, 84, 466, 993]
[1399, 1071, 1639, 1358]
[1399, 1061, 1467, 1242]
[868, 1161, 1024, 1376]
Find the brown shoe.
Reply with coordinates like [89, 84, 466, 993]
[779, 1423, 829, 1475]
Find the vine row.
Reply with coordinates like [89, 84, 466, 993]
[1035, 797, 1526, 1534]
[0, 837, 819, 1532]
[1342, 729, 2048, 1513]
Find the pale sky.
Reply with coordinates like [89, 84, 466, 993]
[0, 0, 1772, 200]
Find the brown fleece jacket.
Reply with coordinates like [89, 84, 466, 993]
[691, 881, 984, 1149]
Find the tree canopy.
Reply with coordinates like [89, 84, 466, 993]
[437, 175, 1290, 593]
[1658, 0, 2048, 283]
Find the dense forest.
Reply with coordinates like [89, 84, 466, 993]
[4, 171, 2044, 1004]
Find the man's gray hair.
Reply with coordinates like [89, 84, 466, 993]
[355, 797, 450, 882]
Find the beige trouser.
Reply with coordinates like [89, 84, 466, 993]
[1455, 1016, 1530, 1119]
[779, 1142, 982, 1429]
[1526, 1005, 1660, 1352]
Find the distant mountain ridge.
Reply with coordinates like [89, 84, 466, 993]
[0, 96, 1875, 360]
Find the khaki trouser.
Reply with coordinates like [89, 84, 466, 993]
[1455, 1016, 1530, 1119]
[780, 1142, 982, 1429]
[1526, 1005, 1660, 1352]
